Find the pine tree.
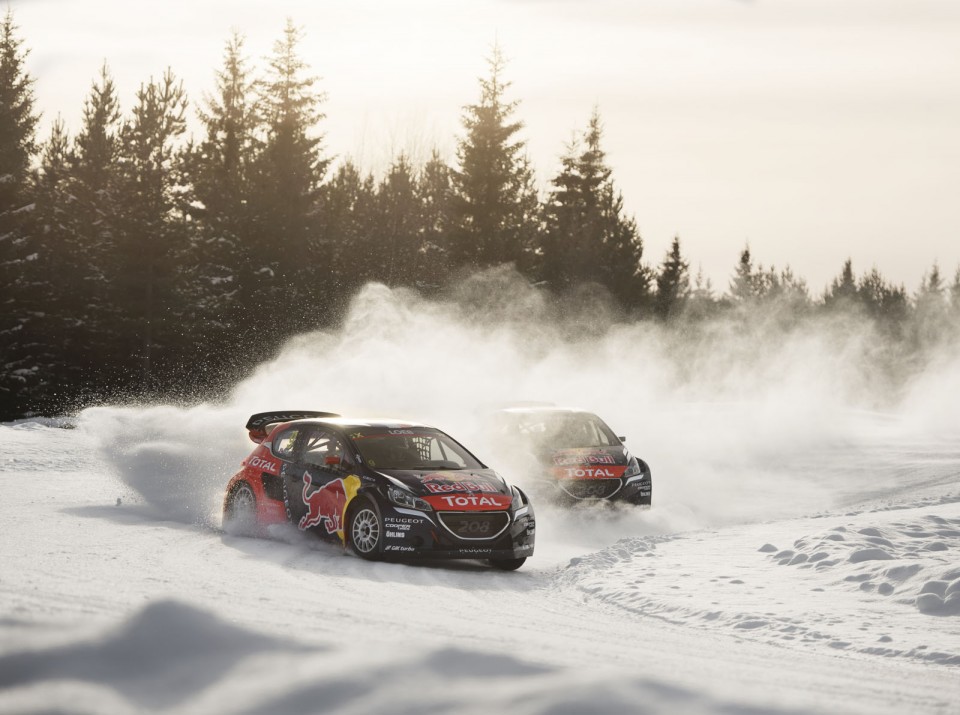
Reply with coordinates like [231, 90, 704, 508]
[20, 119, 75, 412]
[450, 44, 539, 272]
[186, 32, 261, 374]
[951, 267, 960, 314]
[654, 236, 690, 321]
[0, 10, 40, 419]
[824, 258, 859, 311]
[686, 265, 718, 321]
[63, 64, 126, 400]
[916, 262, 945, 310]
[771, 266, 810, 308]
[857, 267, 907, 328]
[416, 150, 452, 288]
[251, 18, 329, 327]
[0, 10, 36, 214]
[375, 153, 422, 286]
[195, 32, 258, 208]
[542, 108, 648, 309]
[74, 64, 123, 195]
[113, 69, 189, 395]
[729, 246, 758, 302]
[319, 159, 377, 303]
[913, 262, 949, 348]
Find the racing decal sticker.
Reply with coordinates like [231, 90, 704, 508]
[423, 493, 513, 511]
[551, 451, 618, 467]
[300, 471, 361, 540]
[418, 473, 500, 495]
[552, 465, 627, 480]
[384, 519, 414, 539]
[248, 455, 280, 474]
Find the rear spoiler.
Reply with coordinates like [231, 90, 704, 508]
[245, 410, 340, 443]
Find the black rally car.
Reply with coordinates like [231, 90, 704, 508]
[485, 406, 652, 506]
[223, 411, 536, 570]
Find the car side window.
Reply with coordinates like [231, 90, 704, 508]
[301, 429, 344, 468]
[273, 427, 300, 460]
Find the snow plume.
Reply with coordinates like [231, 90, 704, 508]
[80, 266, 959, 528]
[79, 404, 249, 524]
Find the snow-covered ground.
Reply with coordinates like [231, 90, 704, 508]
[2, 282, 959, 714]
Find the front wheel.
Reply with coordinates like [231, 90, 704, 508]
[224, 483, 258, 537]
[348, 499, 383, 560]
[489, 557, 526, 571]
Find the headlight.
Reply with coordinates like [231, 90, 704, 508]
[624, 457, 642, 479]
[387, 486, 433, 511]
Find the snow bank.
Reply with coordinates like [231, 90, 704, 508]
[556, 500, 960, 666]
[0, 600, 302, 710]
[0, 599, 814, 715]
[764, 514, 960, 620]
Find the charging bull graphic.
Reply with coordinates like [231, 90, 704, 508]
[300, 472, 362, 539]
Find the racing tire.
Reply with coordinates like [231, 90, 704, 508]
[347, 498, 383, 560]
[224, 482, 258, 537]
[489, 557, 526, 571]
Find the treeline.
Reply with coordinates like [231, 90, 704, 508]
[1, 13, 959, 420]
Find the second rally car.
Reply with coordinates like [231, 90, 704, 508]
[223, 410, 536, 570]
[484, 405, 652, 507]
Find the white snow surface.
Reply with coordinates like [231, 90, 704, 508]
[2, 279, 960, 714]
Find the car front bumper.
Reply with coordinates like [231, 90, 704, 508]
[379, 501, 536, 560]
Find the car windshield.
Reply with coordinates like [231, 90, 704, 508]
[503, 412, 618, 450]
[349, 428, 483, 470]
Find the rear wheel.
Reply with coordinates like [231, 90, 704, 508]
[224, 483, 258, 536]
[489, 557, 526, 571]
[348, 499, 383, 560]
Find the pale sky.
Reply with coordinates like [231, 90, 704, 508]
[11, 0, 960, 293]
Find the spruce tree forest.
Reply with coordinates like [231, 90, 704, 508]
[1, 12, 958, 422]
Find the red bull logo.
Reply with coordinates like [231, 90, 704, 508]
[552, 452, 617, 467]
[300, 472, 361, 539]
[419, 473, 499, 494]
[420, 472, 460, 483]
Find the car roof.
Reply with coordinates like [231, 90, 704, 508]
[496, 406, 595, 416]
[282, 416, 437, 430]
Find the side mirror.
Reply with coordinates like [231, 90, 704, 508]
[618, 436, 627, 443]
[325, 455, 342, 467]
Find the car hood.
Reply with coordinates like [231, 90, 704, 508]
[376, 468, 514, 511]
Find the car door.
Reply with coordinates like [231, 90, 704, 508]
[266, 424, 302, 508]
[282, 427, 352, 539]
